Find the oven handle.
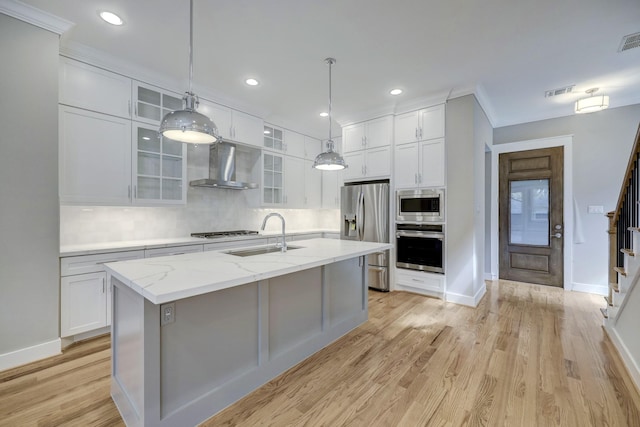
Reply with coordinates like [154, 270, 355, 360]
[396, 230, 444, 239]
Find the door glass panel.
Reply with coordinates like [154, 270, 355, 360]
[510, 179, 549, 245]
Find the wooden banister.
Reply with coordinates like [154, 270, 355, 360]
[608, 123, 640, 313]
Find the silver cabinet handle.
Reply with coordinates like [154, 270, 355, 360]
[102, 277, 106, 293]
[128, 185, 131, 199]
[418, 173, 422, 183]
[551, 233, 562, 238]
[415, 128, 418, 139]
[128, 100, 131, 116]
[414, 173, 417, 184]
[134, 185, 137, 199]
[419, 128, 423, 139]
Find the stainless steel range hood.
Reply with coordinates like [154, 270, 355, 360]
[189, 141, 259, 190]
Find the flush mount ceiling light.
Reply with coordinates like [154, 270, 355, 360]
[159, 0, 218, 144]
[575, 88, 610, 114]
[245, 78, 259, 86]
[313, 58, 348, 171]
[389, 88, 403, 95]
[319, 112, 329, 117]
[99, 11, 124, 26]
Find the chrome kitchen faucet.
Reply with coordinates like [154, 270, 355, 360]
[261, 213, 287, 252]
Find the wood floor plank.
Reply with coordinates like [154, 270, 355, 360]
[1, 281, 639, 427]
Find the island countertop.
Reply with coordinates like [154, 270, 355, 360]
[105, 238, 391, 304]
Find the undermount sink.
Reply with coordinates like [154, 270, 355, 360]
[225, 245, 302, 257]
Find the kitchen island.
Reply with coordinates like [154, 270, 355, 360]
[104, 238, 391, 427]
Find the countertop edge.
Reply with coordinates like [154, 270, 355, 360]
[107, 240, 392, 305]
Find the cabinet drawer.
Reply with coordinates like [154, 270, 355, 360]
[203, 238, 268, 252]
[396, 270, 444, 293]
[145, 245, 203, 258]
[289, 233, 323, 241]
[61, 250, 145, 276]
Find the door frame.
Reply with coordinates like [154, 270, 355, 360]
[489, 135, 574, 289]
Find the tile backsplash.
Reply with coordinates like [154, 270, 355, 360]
[60, 144, 340, 245]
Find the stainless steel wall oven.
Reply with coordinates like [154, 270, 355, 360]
[395, 223, 444, 274]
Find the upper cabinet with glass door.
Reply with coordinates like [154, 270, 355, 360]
[263, 124, 284, 151]
[133, 123, 187, 204]
[133, 81, 183, 126]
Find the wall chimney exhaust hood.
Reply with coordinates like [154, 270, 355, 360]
[189, 141, 259, 190]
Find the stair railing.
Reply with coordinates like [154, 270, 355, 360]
[608, 123, 640, 306]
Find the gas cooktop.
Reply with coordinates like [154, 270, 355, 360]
[191, 230, 259, 239]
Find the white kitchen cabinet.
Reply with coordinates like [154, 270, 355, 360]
[305, 136, 322, 160]
[395, 138, 445, 189]
[132, 81, 183, 126]
[395, 104, 445, 145]
[263, 152, 284, 205]
[263, 124, 284, 151]
[342, 116, 392, 153]
[198, 99, 232, 140]
[60, 249, 144, 338]
[59, 106, 132, 205]
[284, 129, 307, 158]
[284, 156, 306, 207]
[231, 109, 263, 148]
[395, 268, 445, 297]
[304, 160, 323, 209]
[61, 272, 107, 337]
[133, 123, 187, 204]
[343, 146, 391, 181]
[322, 169, 342, 209]
[59, 57, 132, 119]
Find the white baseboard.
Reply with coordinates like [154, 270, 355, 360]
[603, 324, 640, 394]
[446, 284, 486, 307]
[572, 282, 608, 296]
[0, 338, 61, 372]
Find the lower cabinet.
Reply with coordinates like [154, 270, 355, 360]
[60, 250, 145, 338]
[61, 272, 108, 337]
[395, 268, 445, 297]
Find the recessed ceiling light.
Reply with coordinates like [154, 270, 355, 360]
[319, 112, 329, 117]
[245, 78, 259, 86]
[142, 136, 151, 140]
[99, 11, 124, 26]
[390, 88, 403, 96]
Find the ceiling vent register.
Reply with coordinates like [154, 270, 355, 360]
[545, 85, 575, 98]
[619, 32, 640, 52]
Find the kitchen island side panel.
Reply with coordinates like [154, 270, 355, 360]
[111, 257, 367, 426]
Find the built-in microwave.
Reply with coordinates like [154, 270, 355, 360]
[396, 188, 444, 223]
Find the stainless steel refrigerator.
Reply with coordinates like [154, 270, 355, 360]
[341, 182, 390, 291]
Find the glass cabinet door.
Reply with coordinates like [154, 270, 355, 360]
[134, 124, 186, 204]
[134, 82, 183, 125]
[263, 152, 283, 204]
[263, 124, 283, 151]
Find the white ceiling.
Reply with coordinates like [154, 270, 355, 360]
[18, 0, 640, 139]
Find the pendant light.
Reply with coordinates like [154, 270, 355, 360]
[574, 88, 609, 114]
[159, 0, 218, 144]
[313, 58, 348, 171]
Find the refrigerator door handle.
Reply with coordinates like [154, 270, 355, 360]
[357, 191, 365, 241]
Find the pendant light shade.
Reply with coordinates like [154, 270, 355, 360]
[159, 0, 218, 144]
[313, 58, 348, 171]
[574, 88, 609, 114]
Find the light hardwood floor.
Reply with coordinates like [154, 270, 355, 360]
[1, 280, 639, 426]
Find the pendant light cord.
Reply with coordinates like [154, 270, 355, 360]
[188, 0, 194, 95]
[328, 59, 332, 142]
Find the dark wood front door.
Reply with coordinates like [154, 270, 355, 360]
[499, 147, 564, 287]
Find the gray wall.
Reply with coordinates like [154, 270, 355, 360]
[446, 94, 490, 303]
[0, 14, 60, 353]
[494, 104, 640, 289]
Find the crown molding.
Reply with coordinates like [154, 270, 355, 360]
[0, 0, 73, 34]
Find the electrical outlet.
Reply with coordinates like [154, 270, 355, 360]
[160, 302, 175, 326]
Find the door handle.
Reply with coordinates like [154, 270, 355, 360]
[551, 233, 562, 238]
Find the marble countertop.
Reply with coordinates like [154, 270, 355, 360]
[105, 238, 391, 304]
[60, 229, 339, 257]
